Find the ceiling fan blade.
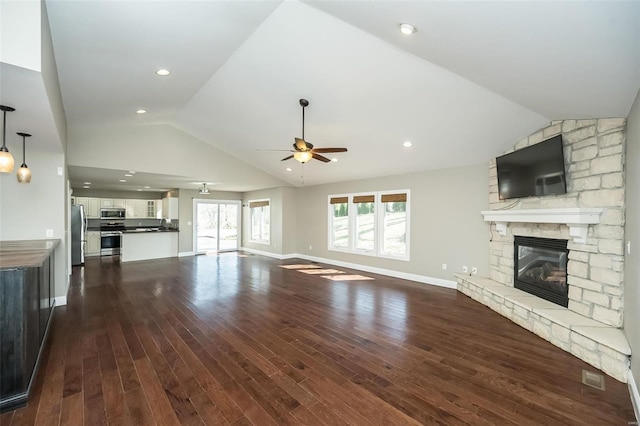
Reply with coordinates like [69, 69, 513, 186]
[311, 147, 348, 153]
[294, 138, 307, 151]
[312, 153, 331, 163]
[281, 155, 294, 161]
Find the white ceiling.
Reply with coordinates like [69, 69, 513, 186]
[45, 0, 640, 191]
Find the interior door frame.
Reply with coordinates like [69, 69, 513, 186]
[192, 198, 242, 254]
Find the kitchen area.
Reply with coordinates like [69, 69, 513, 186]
[71, 193, 180, 264]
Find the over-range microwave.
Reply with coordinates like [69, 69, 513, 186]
[101, 208, 125, 220]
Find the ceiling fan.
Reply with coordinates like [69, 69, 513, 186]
[264, 99, 347, 164]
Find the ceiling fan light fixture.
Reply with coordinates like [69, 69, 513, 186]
[294, 151, 313, 163]
[399, 23, 417, 35]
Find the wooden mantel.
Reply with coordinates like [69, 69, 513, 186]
[480, 208, 604, 243]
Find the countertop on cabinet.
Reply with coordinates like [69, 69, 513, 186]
[121, 228, 179, 234]
[0, 239, 61, 269]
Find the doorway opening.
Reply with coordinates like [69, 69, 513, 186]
[193, 199, 241, 254]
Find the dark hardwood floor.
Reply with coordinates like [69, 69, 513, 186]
[1, 253, 635, 425]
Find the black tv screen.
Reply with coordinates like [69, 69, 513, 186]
[496, 135, 567, 200]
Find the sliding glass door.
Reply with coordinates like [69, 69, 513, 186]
[194, 199, 240, 253]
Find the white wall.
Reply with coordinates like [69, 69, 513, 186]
[624, 89, 640, 384]
[68, 124, 287, 192]
[0, 148, 68, 299]
[294, 164, 490, 283]
[0, 0, 41, 72]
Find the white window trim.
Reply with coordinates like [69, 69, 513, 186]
[327, 190, 410, 261]
[248, 198, 270, 245]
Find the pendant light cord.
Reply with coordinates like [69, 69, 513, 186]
[1, 110, 6, 150]
[22, 134, 26, 165]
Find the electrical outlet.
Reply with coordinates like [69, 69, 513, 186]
[442, 263, 447, 271]
[627, 241, 631, 255]
[309, 245, 312, 251]
[462, 266, 468, 273]
[472, 267, 478, 274]
[187, 221, 192, 226]
[46, 229, 53, 237]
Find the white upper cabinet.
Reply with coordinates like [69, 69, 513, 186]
[161, 197, 179, 220]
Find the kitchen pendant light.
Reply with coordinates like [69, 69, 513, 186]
[0, 105, 16, 173]
[16, 132, 31, 183]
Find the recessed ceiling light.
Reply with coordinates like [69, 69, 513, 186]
[137, 189, 143, 191]
[83, 181, 91, 185]
[399, 23, 417, 35]
[119, 179, 127, 182]
[144, 186, 150, 189]
[136, 109, 147, 114]
[156, 69, 171, 76]
[331, 158, 338, 162]
[124, 174, 133, 177]
[403, 141, 413, 148]
[286, 167, 292, 172]
[83, 185, 90, 189]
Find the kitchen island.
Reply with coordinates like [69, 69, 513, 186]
[1, 239, 58, 411]
[120, 228, 178, 262]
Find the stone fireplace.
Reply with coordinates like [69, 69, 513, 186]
[456, 118, 631, 382]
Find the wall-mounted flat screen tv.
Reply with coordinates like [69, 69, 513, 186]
[496, 134, 567, 200]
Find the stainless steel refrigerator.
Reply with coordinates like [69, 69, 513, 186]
[71, 204, 87, 265]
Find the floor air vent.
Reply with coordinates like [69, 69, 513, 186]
[582, 370, 605, 390]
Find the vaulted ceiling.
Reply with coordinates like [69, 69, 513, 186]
[45, 0, 640, 191]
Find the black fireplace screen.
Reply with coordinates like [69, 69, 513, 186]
[514, 236, 568, 307]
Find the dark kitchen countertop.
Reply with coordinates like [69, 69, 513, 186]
[121, 228, 179, 234]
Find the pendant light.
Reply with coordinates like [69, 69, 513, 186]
[16, 132, 31, 183]
[0, 105, 16, 173]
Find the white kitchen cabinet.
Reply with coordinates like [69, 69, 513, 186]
[74, 197, 100, 218]
[101, 199, 126, 208]
[86, 231, 101, 256]
[146, 200, 157, 218]
[161, 197, 179, 220]
[125, 199, 146, 218]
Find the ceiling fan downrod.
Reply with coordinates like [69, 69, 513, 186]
[300, 98, 308, 141]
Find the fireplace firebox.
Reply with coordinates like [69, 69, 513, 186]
[514, 236, 568, 307]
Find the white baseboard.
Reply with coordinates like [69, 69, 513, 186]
[239, 247, 296, 260]
[239, 249, 457, 290]
[53, 295, 67, 306]
[630, 369, 640, 423]
[178, 251, 195, 257]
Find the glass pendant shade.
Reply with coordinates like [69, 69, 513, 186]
[16, 132, 31, 183]
[294, 151, 312, 163]
[0, 149, 14, 173]
[17, 165, 31, 183]
[0, 105, 16, 173]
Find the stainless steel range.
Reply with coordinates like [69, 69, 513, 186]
[100, 222, 125, 256]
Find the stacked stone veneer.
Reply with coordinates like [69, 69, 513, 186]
[488, 118, 626, 327]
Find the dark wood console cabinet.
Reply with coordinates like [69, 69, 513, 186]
[0, 240, 58, 412]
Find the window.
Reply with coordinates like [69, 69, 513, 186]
[354, 195, 375, 252]
[249, 199, 270, 244]
[330, 196, 349, 249]
[379, 193, 408, 258]
[328, 190, 410, 260]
